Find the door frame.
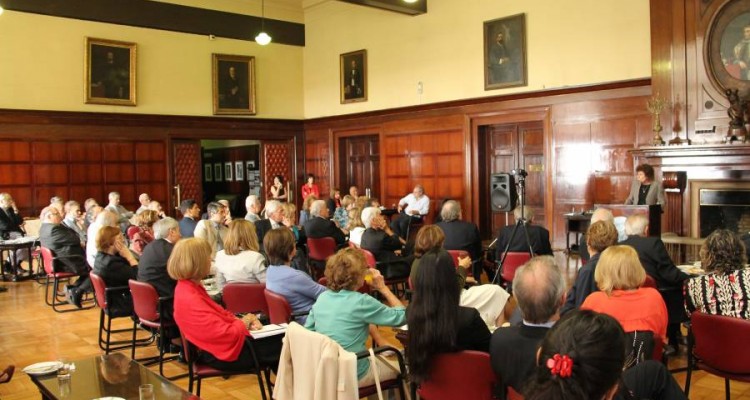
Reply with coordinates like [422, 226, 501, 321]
[331, 126, 382, 197]
[468, 107, 553, 237]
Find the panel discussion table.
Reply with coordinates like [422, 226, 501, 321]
[0, 235, 38, 282]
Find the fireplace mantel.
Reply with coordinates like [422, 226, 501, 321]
[630, 143, 750, 159]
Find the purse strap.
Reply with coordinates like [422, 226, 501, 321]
[368, 348, 385, 400]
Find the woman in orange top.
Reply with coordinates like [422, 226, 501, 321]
[300, 174, 320, 201]
[582, 245, 668, 344]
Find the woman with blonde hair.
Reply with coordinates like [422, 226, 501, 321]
[582, 245, 668, 344]
[347, 207, 366, 247]
[130, 209, 158, 256]
[298, 195, 317, 228]
[214, 219, 266, 290]
[305, 248, 406, 387]
[170, 238, 279, 374]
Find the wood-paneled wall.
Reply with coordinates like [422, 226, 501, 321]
[305, 80, 653, 248]
[0, 109, 304, 217]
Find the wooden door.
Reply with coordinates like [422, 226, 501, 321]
[171, 140, 202, 217]
[482, 121, 545, 238]
[262, 140, 295, 204]
[339, 135, 380, 198]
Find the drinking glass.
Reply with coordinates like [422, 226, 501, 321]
[139, 383, 155, 400]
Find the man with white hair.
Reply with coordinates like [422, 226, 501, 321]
[244, 195, 262, 223]
[304, 199, 346, 247]
[495, 205, 552, 260]
[620, 214, 688, 353]
[254, 200, 284, 252]
[361, 206, 411, 277]
[135, 193, 151, 215]
[105, 192, 133, 233]
[436, 200, 483, 280]
[138, 217, 181, 322]
[86, 210, 118, 268]
[391, 184, 430, 239]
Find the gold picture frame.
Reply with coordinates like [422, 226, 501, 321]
[483, 14, 527, 90]
[212, 54, 257, 115]
[84, 37, 137, 106]
[340, 49, 367, 104]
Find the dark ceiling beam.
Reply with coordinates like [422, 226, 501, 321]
[339, 0, 427, 16]
[2, 0, 305, 46]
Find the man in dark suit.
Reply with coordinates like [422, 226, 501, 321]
[435, 200, 484, 280]
[495, 205, 553, 260]
[490, 256, 565, 398]
[178, 199, 201, 238]
[39, 206, 91, 307]
[360, 207, 411, 279]
[255, 200, 285, 252]
[303, 200, 346, 247]
[620, 214, 689, 352]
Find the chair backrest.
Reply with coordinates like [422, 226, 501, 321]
[179, 330, 196, 365]
[307, 237, 338, 261]
[264, 289, 293, 324]
[642, 274, 657, 289]
[128, 279, 160, 325]
[447, 250, 469, 268]
[692, 311, 750, 374]
[126, 225, 140, 240]
[500, 252, 532, 282]
[223, 282, 269, 315]
[417, 351, 497, 400]
[359, 248, 377, 268]
[40, 246, 55, 275]
[89, 272, 109, 309]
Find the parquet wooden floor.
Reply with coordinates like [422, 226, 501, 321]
[0, 254, 748, 399]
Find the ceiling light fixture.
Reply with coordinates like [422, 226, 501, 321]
[255, 0, 272, 46]
[403, 0, 418, 3]
[0, 5, 4, 15]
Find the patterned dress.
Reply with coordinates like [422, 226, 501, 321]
[685, 267, 750, 319]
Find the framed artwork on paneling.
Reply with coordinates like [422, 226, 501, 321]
[224, 162, 233, 181]
[84, 37, 137, 106]
[707, 1, 750, 95]
[483, 13, 527, 90]
[204, 164, 212, 182]
[214, 163, 222, 182]
[340, 49, 367, 104]
[212, 54, 256, 115]
[234, 161, 244, 181]
[246, 160, 255, 181]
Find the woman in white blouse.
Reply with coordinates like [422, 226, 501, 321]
[214, 219, 267, 290]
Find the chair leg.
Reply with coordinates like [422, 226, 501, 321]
[725, 378, 730, 400]
[256, 371, 268, 400]
[196, 377, 202, 397]
[98, 310, 107, 351]
[131, 320, 138, 359]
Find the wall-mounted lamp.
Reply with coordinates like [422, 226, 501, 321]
[255, 0, 272, 45]
[0, 4, 4, 15]
[403, 0, 418, 3]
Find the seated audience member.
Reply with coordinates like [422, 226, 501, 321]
[349, 185, 359, 199]
[137, 217, 181, 322]
[105, 192, 133, 233]
[62, 201, 87, 244]
[360, 206, 411, 279]
[435, 200, 484, 280]
[525, 310, 686, 400]
[147, 200, 165, 218]
[244, 195, 262, 223]
[193, 202, 228, 259]
[265, 228, 325, 320]
[433, 198, 452, 224]
[254, 200, 284, 251]
[84, 198, 99, 226]
[39, 207, 92, 308]
[129, 210, 158, 256]
[218, 199, 233, 225]
[354, 195, 369, 211]
[305, 248, 406, 387]
[582, 245, 668, 345]
[333, 195, 354, 232]
[347, 207, 366, 247]
[411, 226, 510, 326]
[0, 193, 28, 267]
[620, 214, 688, 350]
[408, 248, 491, 385]
[169, 238, 280, 372]
[215, 219, 267, 291]
[50, 196, 65, 216]
[495, 206, 552, 259]
[391, 184, 430, 239]
[325, 188, 341, 217]
[301, 173, 320, 201]
[279, 203, 308, 272]
[135, 193, 151, 215]
[578, 207, 614, 262]
[303, 200, 346, 247]
[561, 220, 618, 314]
[364, 197, 380, 208]
[94, 226, 139, 315]
[686, 229, 750, 319]
[178, 199, 201, 238]
[87, 211, 118, 268]
[490, 256, 566, 398]
[298, 195, 316, 228]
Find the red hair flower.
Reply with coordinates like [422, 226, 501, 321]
[546, 354, 573, 378]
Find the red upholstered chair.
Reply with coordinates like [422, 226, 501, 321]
[417, 351, 497, 400]
[684, 312, 750, 399]
[446, 250, 469, 268]
[507, 387, 524, 400]
[498, 252, 532, 290]
[359, 248, 408, 296]
[642, 274, 658, 289]
[129, 279, 185, 380]
[264, 288, 310, 324]
[40, 246, 93, 312]
[126, 225, 140, 241]
[90, 272, 140, 354]
[222, 282, 269, 316]
[179, 331, 271, 399]
[306, 237, 338, 279]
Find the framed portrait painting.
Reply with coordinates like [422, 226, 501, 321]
[224, 162, 233, 182]
[706, 0, 750, 96]
[84, 37, 137, 106]
[212, 54, 256, 115]
[204, 164, 213, 182]
[214, 163, 223, 182]
[340, 49, 367, 103]
[235, 161, 244, 181]
[483, 14, 527, 90]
